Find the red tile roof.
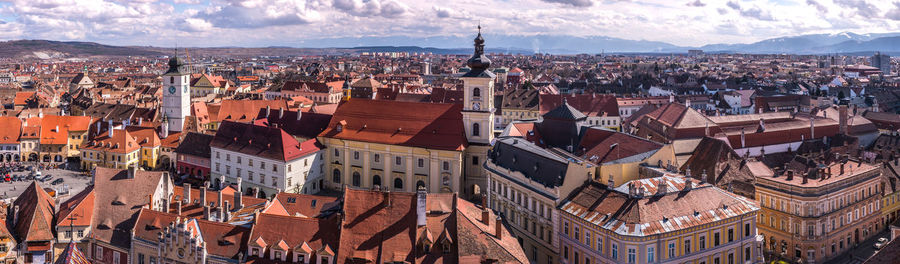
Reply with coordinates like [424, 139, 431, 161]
[12, 181, 56, 242]
[320, 100, 467, 151]
[216, 100, 289, 123]
[212, 121, 318, 162]
[540, 94, 620, 117]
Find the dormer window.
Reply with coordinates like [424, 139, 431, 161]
[251, 247, 260, 257]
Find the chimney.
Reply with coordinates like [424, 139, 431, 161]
[176, 201, 183, 216]
[296, 110, 302, 121]
[223, 201, 230, 222]
[108, 119, 114, 138]
[236, 177, 243, 193]
[266, 105, 271, 118]
[482, 207, 491, 224]
[787, 170, 794, 181]
[416, 186, 427, 227]
[840, 163, 845, 175]
[217, 190, 224, 209]
[656, 178, 667, 196]
[802, 172, 808, 184]
[127, 165, 136, 179]
[138, 117, 143, 126]
[183, 183, 191, 203]
[279, 107, 285, 119]
[13, 205, 19, 225]
[200, 186, 208, 206]
[607, 174, 615, 189]
[700, 171, 707, 183]
[740, 128, 746, 149]
[839, 105, 848, 135]
[251, 187, 259, 198]
[203, 206, 211, 221]
[495, 216, 503, 239]
[683, 177, 693, 192]
[810, 117, 815, 139]
[234, 191, 243, 211]
[218, 175, 225, 190]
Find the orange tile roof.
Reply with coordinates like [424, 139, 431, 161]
[56, 187, 95, 227]
[13, 92, 35, 105]
[39, 116, 92, 145]
[0, 116, 22, 144]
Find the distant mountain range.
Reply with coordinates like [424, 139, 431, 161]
[8, 32, 900, 58]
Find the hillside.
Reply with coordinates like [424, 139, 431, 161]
[0, 40, 164, 59]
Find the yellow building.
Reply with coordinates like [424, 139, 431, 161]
[126, 127, 162, 169]
[80, 129, 141, 170]
[318, 99, 467, 194]
[559, 175, 762, 264]
[189, 73, 230, 97]
[755, 159, 882, 263]
[38, 115, 91, 163]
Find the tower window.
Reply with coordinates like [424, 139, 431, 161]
[170, 77, 174, 83]
[473, 123, 480, 136]
[473, 88, 481, 97]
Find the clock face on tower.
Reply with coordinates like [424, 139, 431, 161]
[473, 102, 481, 111]
[168, 86, 176, 94]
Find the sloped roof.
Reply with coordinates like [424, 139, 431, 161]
[91, 167, 167, 248]
[215, 100, 289, 123]
[56, 187, 95, 227]
[540, 94, 619, 117]
[319, 100, 467, 151]
[0, 116, 22, 144]
[54, 242, 90, 264]
[12, 181, 56, 243]
[212, 121, 315, 162]
[559, 177, 759, 237]
[265, 193, 338, 218]
[254, 108, 332, 140]
[39, 115, 92, 145]
[174, 132, 214, 158]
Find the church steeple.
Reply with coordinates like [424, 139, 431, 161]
[466, 24, 491, 71]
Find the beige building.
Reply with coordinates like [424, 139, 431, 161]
[559, 175, 761, 264]
[755, 159, 882, 263]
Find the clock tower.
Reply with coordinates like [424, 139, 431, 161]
[162, 56, 190, 132]
[461, 25, 495, 200]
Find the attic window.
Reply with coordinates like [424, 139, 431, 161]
[336, 124, 343, 132]
[286, 197, 296, 203]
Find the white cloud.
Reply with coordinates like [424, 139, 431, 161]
[0, 0, 899, 48]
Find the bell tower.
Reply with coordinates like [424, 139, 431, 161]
[162, 55, 190, 132]
[461, 25, 495, 201]
[461, 25, 495, 145]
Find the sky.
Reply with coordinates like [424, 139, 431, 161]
[1, 0, 900, 48]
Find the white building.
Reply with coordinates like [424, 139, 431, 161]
[210, 121, 325, 198]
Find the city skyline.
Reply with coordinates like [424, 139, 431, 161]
[3, 0, 900, 48]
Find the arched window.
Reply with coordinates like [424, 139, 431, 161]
[473, 123, 480, 136]
[394, 178, 403, 190]
[332, 169, 341, 183]
[352, 172, 361, 187]
[373, 175, 382, 187]
[473, 88, 481, 97]
[416, 180, 426, 188]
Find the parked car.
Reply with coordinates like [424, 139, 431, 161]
[878, 237, 889, 243]
[51, 178, 63, 185]
[875, 242, 885, 250]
